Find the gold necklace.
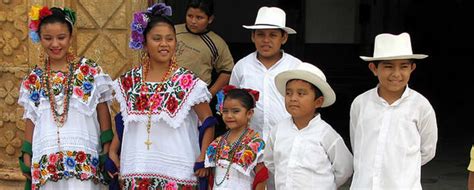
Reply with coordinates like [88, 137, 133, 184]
[141, 59, 177, 150]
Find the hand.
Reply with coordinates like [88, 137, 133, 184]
[194, 167, 209, 178]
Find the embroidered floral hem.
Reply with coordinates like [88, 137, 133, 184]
[31, 150, 104, 188]
[122, 174, 198, 190]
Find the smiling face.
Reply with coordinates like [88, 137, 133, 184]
[251, 29, 287, 61]
[144, 23, 177, 65]
[285, 79, 323, 120]
[369, 59, 416, 100]
[221, 98, 253, 131]
[185, 7, 213, 33]
[39, 22, 72, 63]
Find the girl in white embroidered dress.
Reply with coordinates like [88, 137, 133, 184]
[109, 3, 214, 189]
[205, 86, 267, 190]
[19, 6, 113, 190]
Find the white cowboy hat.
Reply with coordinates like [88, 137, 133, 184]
[243, 6, 296, 34]
[275, 62, 335, 107]
[360, 32, 428, 61]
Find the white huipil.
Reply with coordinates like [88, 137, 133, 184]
[229, 51, 302, 141]
[350, 86, 437, 190]
[18, 57, 113, 189]
[114, 66, 210, 189]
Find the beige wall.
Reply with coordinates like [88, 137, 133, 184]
[0, 0, 148, 188]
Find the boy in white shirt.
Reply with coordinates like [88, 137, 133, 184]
[230, 6, 302, 141]
[350, 32, 438, 189]
[265, 62, 353, 189]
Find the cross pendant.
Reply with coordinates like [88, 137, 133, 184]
[144, 139, 152, 150]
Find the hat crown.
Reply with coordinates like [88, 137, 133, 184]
[254, 7, 287, 27]
[296, 62, 327, 82]
[373, 32, 414, 58]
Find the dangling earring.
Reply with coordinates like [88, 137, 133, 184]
[171, 54, 177, 65]
[141, 51, 150, 78]
[37, 46, 47, 65]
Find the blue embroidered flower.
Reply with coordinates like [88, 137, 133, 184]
[82, 81, 93, 93]
[206, 146, 216, 161]
[91, 157, 99, 168]
[63, 171, 71, 178]
[40, 89, 47, 97]
[29, 91, 40, 102]
[65, 157, 76, 169]
[33, 68, 43, 76]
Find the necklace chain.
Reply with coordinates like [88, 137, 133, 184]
[42, 54, 77, 150]
[141, 58, 177, 150]
[215, 128, 249, 186]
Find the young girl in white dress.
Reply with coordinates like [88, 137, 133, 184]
[205, 86, 268, 190]
[19, 5, 113, 190]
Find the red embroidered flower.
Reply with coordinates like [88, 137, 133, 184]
[149, 93, 163, 111]
[179, 74, 194, 90]
[135, 94, 148, 111]
[164, 181, 177, 190]
[134, 76, 140, 83]
[182, 185, 194, 190]
[49, 154, 58, 164]
[47, 164, 56, 174]
[121, 76, 133, 92]
[23, 80, 31, 90]
[74, 86, 84, 97]
[32, 169, 40, 180]
[89, 67, 97, 76]
[52, 174, 59, 181]
[166, 96, 178, 114]
[80, 65, 90, 75]
[75, 151, 87, 163]
[39, 7, 52, 19]
[177, 91, 185, 99]
[28, 74, 38, 83]
[138, 178, 150, 190]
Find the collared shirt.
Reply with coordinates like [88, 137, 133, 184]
[264, 115, 354, 190]
[350, 86, 438, 190]
[230, 51, 302, 141]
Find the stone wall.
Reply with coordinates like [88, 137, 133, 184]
[0, 0, 148, 188]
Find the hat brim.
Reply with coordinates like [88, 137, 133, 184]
[360, 54, 428, 61]
[242, 25, 296, 34]
[275, 70, 336, 107]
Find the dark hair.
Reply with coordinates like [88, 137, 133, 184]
[186, 0, 214, 16]
[224, 89, 256, 110]
[143, 7, 176, 41]
[287, 79, 322, 99]
[38, 7, 73, 35]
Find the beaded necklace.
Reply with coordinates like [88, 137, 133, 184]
[42, 54, 77, 150]
[214, 127, 249, 186]
[141, 58, 177, 150]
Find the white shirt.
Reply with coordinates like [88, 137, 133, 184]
[350, 86, 437, 190]
[264, 115, 354, 190]
[230, 51, 301, 141]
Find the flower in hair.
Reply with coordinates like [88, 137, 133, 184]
[62, 7, 77, 25]
[129, 3, 172, 50]
[147, 3, 172, 16]
[28, 5, 52, 43]
[215, 85, 260, 115]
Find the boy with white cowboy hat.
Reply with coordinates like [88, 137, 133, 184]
[264, 62, 354, 189]
[350, 32, 438, 189]
[229, 6, 302, 142]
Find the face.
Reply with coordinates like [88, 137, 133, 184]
[221, 98, 253, 130]
[185, 7, 213, 33]
[251, 29, 287, 60]
[285, 80, 323, 120]
[40, 23, 72, 63]
[144, 23, 176, 65]
[369, 59, 416, 98]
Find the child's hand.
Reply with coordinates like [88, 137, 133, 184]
[194, 168, 209, 178]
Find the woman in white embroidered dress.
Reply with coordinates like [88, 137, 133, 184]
[18, 6, 113, 190]
[108, 3, 214, 189]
